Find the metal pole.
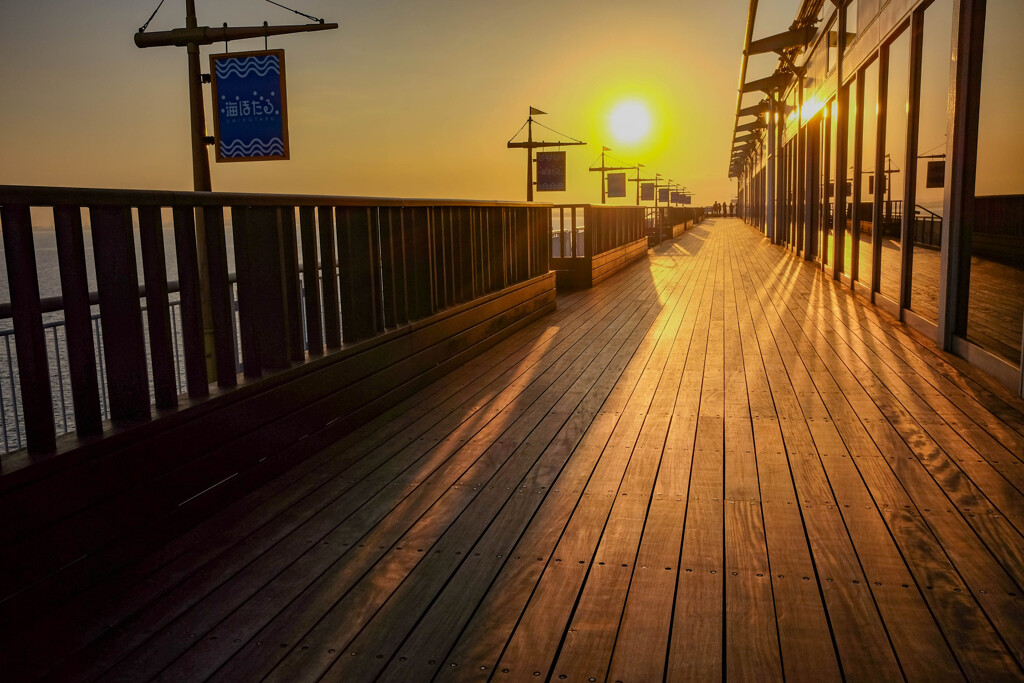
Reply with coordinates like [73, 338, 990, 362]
[185, 0, 216, 375]
[767, 97, 776, 241]
[600, 148, 606, 205]
[186, 0, 211, 193]
[526, 116, 534, 202]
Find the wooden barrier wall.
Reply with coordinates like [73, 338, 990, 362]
[0, 186, 556, 625]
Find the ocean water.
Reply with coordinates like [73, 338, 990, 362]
[0, 215, 237, 452]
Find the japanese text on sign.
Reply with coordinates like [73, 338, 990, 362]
[210, 49, 290, 162]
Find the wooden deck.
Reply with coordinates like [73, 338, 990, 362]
[8, 217, 1024, 681]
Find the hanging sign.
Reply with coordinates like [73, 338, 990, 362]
[658, 188, 670, 203]
[641, 183, 654, 201]
[671, 191, 684, 204]
[926, 160, 945, 189]
[683, 194, 692, 205]
[211, 49, 289, 162]
[536, 151, 566, 191]
[607, 173, 626, 198]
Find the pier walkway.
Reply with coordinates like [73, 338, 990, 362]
[9, 217, 1024, 681]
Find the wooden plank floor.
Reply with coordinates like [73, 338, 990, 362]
[7, 217, 1024, 682]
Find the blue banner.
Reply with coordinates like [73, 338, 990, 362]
[211, 49, 289, 162]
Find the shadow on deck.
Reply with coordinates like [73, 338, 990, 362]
[6, 218, 1024, 681]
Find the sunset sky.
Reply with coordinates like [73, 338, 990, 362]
[0, 0, 799, 205]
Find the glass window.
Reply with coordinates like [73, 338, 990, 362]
[856, 60, 880, 288]
[909, 0, 954, 323]
[845, 0, 860, 50]
[825, 98, 838, 267]
[842, 80, 856, 276]
[827, 18, 839, 74]
[805, 40, 826, 97]
[858, 0, 879, 32]
[966, 0, 1024, 363]
[879, 28, 911, 303]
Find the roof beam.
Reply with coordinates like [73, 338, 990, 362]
[738, 101, 770, 117]
[735, 119, 766, 133]
[742, 72, 791, 94]
[747, 25, 817, 55]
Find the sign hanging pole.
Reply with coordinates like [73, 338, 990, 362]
[186, 0, 215, 376]
[136, 1, 338, 375]
[527, 114, 534, 202]
[588, 147, 634, 204]
[186, 0, 212, 193]
[508, 107, 585, 201]
[601, 148, 606, 204]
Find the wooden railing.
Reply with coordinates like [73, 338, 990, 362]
[550, 204, 645, 258]
[645, 206, 705, 245]
[0, 185, 551, 456]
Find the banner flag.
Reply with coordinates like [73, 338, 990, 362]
[536, 151, 567, 192]
[211, 49, 289, 162]
[530, 106, 547, 115]
[641, 183, 654, 201]
[607, 173, 627, 198]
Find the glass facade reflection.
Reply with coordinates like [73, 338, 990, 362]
[909, 0, 954, 323]
[733, 0, 1024, 394]
[879, 28, 910, 303]
[967, 0, 1024, 363]
[855, 61, 879, 288]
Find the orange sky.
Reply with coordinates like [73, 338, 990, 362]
[0, 0, 800, 206]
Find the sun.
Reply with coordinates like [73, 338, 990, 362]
[609, 100, 652, 145]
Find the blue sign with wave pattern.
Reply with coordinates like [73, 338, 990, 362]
[211, 49, 289, 162]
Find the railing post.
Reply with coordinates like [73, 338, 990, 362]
[378, 207, 404, 327]
[1, 204, 56, 452]
[299, 206, 325, 355]
[54, 205, 104, 432]
[232, 205, 292, 371]
[337, 206, 383, 342]
[137, 205, 178, 409]
[406, 207, 434, 320]
[92, 204, 154, 418]
[230, 206, 262, 378]
[171, 205, 211, 397]
[278, 208, 305, 363]
[203, 205, 239, 385]
[317, 206, 342, 349]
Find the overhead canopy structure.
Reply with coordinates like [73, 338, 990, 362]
[729, 0, 823, 178]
